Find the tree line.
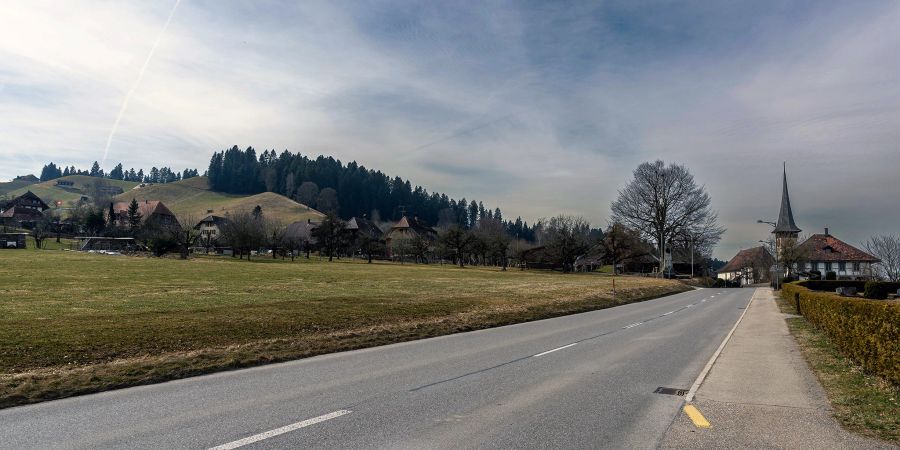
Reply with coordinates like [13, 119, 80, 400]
[207, 146, 539, 242]
[39, 161, 200, 184]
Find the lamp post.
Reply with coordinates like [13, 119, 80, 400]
[757, 220, 779, 289]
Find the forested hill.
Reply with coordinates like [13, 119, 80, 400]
[208, 146, 536, 239]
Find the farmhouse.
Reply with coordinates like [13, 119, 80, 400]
[0, 191, 50, 227]
[718, 246, 775, 286]
[384, 216, 437, 257]
[111, 200, 179, 228]
[345, 216, 383, 241]
[195, 215, 229, 241]
[1, 191, 50, 213]
[799, 229, 879, 279]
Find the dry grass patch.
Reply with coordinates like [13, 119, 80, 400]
[0, 251, 688, 408]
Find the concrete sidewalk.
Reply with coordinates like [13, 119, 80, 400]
[660, 287, 895, 449]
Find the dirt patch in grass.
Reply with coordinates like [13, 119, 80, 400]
[775, 294, 900, 443]
[0, 252, 688, 408]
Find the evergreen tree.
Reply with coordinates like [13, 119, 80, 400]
[109, 163, 124, 180]
[90, 161, 102, 177]
[126, 198, 143, 232]
[40, 163, 63, 181]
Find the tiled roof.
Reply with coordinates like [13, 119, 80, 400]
[8, 191, 50, 211]
[720, 246, 774, 273]
[112, 200, 176, 219]
[389, 216, 436, 236]
[0, 206, 46, 219]
[800, 234, 879, 263]
[346, 216, 383, 239]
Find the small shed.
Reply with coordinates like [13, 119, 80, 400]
[0, 233, 28, 249]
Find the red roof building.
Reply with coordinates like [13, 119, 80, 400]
[798, 230, 879, 279]
[112, 200, 179, 228]
[718, 246, 775, 286]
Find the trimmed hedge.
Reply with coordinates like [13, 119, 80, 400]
[782, 282, 900, 386]
[797, 280, 900, 299]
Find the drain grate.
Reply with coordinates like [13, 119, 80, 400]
[654, 387, 687, 396]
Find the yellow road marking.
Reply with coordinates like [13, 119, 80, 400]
[683, 405, 711, 428]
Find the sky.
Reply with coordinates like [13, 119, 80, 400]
[2, 0, 899, 259]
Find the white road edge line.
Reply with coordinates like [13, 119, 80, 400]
[208, 410, 352, 450]
[684, 290, 755, 403]
[662, 311, 675, 316]
[533, 343, 577, 357]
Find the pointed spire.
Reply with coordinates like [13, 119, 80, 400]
[774, 163, 801, 234]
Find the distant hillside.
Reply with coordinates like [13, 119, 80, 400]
[7, 175, 139, 205]
[114, 176, 324, 224]
[0, 178, 38, 196]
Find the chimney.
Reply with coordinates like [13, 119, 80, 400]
[824, 227, 829, 236]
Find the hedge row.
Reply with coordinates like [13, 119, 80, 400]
[783, 283, 900, 386]
[797, 280, 900, 299]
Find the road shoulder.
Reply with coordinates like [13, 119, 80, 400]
[660, 287, 895, 449]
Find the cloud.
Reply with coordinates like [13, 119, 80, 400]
[2, 0, 899, 259]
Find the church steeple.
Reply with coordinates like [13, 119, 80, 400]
[774, 163, 801, 236]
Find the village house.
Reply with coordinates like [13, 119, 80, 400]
[195, 215, 229, 242]
[0, 191, 50, 227]
[111, 200, 179, 229]
[345, 215, 383, 241]
[798, 229, 879, 279]
[717, 246, 775, 286]
[384, 215, 437, 257]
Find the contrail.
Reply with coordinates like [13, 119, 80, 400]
[101, 0, 182, 167]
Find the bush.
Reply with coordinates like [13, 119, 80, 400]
[809, 270, 822, 280]
[865, 281, 890, 300]
[800, 280, 868, 292]
[825, 271, 837, 280]
[782, 283, 900, 386]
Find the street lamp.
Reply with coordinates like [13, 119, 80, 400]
[757, 219, 780, 289]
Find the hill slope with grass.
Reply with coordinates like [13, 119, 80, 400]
[0, 179, 38, 197]
[114, 176, 324, 224]
[7, 175, 139, 205]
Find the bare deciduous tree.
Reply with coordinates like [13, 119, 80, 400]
[540, 215, 592, 273]
[600, 222, 649, 272]
[779, 235, 809, 277]
[865, 234, 900, 282]
[611, 160, 724, 275]
[221, 210, 265, 260]
[265, 218, 287, 259]
[174, 215, 200, 259]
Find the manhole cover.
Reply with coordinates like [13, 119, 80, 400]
[654, 387, 687, 396]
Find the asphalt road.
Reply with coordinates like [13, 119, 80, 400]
[1, 286, 753, 450]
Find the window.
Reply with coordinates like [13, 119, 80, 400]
[838, 262, 846, 271]
[825, 262, 832, 272]
[853, 262, 861, 272]
[809, 261, 818, 271]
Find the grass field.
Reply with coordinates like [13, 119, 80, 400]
[0, 250, 689, 407]
[0, 178, 38, 196]
[6, 175, 323, 224]
[8, 175, 139, 206]
[113, 176, 324, 223]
